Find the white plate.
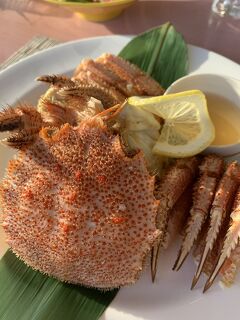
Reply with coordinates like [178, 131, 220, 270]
[0, 35, 240, 320]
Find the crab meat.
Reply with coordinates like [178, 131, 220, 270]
[37, 74, 120, 110]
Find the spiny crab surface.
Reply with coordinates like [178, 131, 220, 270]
[1, 54, 240, 292]
[1, 116, 160, 288]
[0, 54, 163, 289]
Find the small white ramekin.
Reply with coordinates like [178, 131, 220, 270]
[165, 73, 240, 157]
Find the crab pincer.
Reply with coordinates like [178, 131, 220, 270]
[173, 155, 224, 271]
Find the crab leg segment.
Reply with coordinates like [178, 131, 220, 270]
[36, 74, 75, 88]
[0, 105, 44, 149]
[220, 242, 240, 287]
[96, 53, 165, 96]
[59, 84, 119, 109]
[173, 155, 224, 271]
[191, 162, 240, 290]
[166, 185, 194, 247]
[74, 58, 139, 97]
[151, 157, 199, 281]
[204, 186, 240, 292]
[74, 54, 164, 97]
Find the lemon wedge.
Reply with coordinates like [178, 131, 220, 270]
[128, 90, 215, 157]
[117, 103, 162, 172]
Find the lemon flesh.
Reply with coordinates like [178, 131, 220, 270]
[128, 90, 215, 157]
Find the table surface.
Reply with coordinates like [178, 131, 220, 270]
[0, 0, 239, 64]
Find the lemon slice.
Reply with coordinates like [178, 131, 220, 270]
[128, 90, 215, 157]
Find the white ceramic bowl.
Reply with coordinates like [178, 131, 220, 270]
[165, 73, 240, 157]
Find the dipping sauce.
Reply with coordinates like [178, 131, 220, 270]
[206, 93, 240, 146]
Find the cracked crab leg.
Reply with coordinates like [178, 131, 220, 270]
[59, 84, 119, 109]
[191, 162, 240, 290]
[96, 54, 165, 96]
[151, 157, 199, 281]
[166, 185, 194, 247]
[38, 74, 120, 108]
[173, 155, 224, 271]
[74, 54, 164, 98]
[204, 186, 240, 292]
[0, 105, 44, 149]
[73, 69, 126, 104]
[74, 58, 139, 97]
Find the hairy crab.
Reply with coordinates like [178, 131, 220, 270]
[1, 54, 240, 292]
[0, 54, 163, 289]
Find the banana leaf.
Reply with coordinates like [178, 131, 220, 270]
[0, 250, 118, 320]
[119, 22, 188, 89]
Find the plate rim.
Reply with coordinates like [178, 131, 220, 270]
[1, 34, 240, 78]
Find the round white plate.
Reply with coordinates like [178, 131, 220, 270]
[0, 35, 240, 320]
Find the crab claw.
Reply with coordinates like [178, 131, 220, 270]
[203, 186, 240, 292]
[191, 162, 240, 290]
[173, 155, 224, 271]
[0, 104, 43, 149]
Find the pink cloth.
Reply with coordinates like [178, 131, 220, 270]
[0, 0, 239, 64]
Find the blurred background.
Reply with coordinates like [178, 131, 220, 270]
[0, 0, 239, 64]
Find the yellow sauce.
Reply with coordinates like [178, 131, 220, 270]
[206, 93, 240, 146]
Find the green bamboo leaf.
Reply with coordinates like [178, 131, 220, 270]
[119, 22, 188, 89]
[0, 250, 118, 320]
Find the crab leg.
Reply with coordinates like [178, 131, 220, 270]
[219, 242, 240, 287]
[173, 155, 224, 271]
[191, 162, 240, 290]
[166, 185, 194, 247]
[96, 54, 165, 96]
[151, 157, 199, 281]
[204, 186, 240, 292]
[59, 84, 119, 109]
[74, 54, 164, 97]
[36, 74, 75, 88]
[74, 58, 139, 97]
[38, 74, 120, 109]
[0, 105, 44, 149]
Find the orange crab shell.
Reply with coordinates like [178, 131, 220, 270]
[0, 118, 160, 289]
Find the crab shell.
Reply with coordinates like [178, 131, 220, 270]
[0, 118, 160, 289]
